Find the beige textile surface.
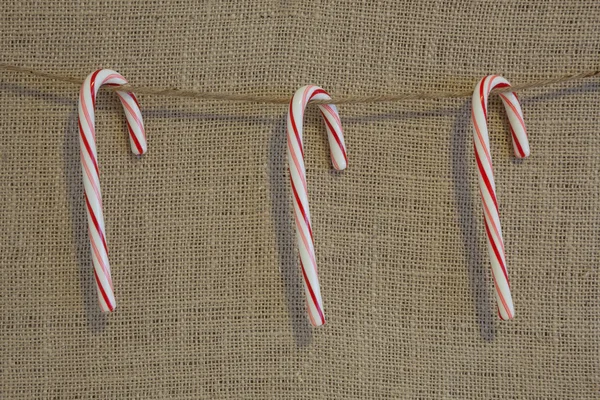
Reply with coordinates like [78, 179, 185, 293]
[1, 1, 599, 398]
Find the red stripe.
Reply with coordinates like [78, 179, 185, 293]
[290, 175, 314, 242]
[299, 259, 324, 325]
[292, 202, 318, 269]
[472, 109, 494, 168]
[94, 268, 114, 311]
[117, 93, 144, 133]
[89, 227, 112, 289]
[80, 152, 102, 209]
[306, 299, 317, 326]
[473, 143, 499, 212]
[130, 93, 141, 109]
[287, 137, 308, 194]
[479, 79, 487, 120]
[491, 267, 512, 319]
[500, 94, 527, 137]
[497, 308, 505, 321]
[103, 74, 124, 85]
[480, 190, 506, 255]
[509, 125, 526, 158]
[116, 94, 146, 151]
[126, 123, 144, 154]
[127, 94, 147, 142]
[311, 88, 328, 97]
[320, 110, 348, 165]
[306, 87, 348, 166]
[330, 151, 339, 170]
[78, 119, 99, 177]
[85, 194, 109, 255]
[492, 82, 524, 134]
[498, 92, 528, 144]
[89, 70, 101, 108]
[483, 217, 510, 285]
[80, 88, 96, 141]
[321, 104, 342, 130]
[289, 101, 304, 159]
[493, 82, 510, 89]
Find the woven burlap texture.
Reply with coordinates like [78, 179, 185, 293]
[1, 1, 599, 399]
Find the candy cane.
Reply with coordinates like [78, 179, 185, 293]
[78, 69, 147, 312]
[471, 75, 530, 320]
[287, 85, 348, 327]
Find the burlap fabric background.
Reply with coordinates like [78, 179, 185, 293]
[1, 1, 599, 398]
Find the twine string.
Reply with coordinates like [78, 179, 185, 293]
[1, 63, 599, 104]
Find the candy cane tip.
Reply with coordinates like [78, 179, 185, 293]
[335, 161, 347, 171]
[514, 138, 531, 159]
[519, 148, 531, 159]
[99, 304, 116, 313]
[128, 141, 148, 156]
[498, 306, 515, 321]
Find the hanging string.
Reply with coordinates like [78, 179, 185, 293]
[1, 62, 599, 104]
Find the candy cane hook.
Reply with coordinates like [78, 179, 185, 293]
[471, 75, 530, 320]
[287, 85, 348, 327]
[78, 69, 147, 312]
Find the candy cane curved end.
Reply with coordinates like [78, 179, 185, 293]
[472, 75, 530, 321]
[286, 85, 348, 327]
[78, 69, 147, 312]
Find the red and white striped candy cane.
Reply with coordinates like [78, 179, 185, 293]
[78, 69, 147, 312]
[471, 75, 530, 320]
[287, 85, 348, 327]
